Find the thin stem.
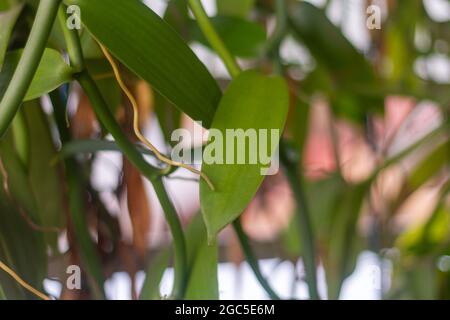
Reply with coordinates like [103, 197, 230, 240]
[280, 142, 320, 300]
[265, 0, 289, 57]
[187, 0, 241, 78]
[233, 220, 280, 300]
[0, 0, 61, 137]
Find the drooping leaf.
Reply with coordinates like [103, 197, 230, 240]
[79, 31, 103, 60]
[0, 3, 23, 70]
[65, 0, 222, 128]
[216, 0, 256, 18]
[289, 2, 374, 85]
[184, 214, 219, 300]
[200, 71, 289, 241]
[0, 48, 74, 101]
[190, 16, 266, 58]
[0, 171, 47, 299]
[397, 204, 450, 257]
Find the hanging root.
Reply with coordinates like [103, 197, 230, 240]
[98, 43, 215, 191]
[0, 260, 50, 300]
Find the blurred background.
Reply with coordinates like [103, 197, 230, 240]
[1, 0, 450, 300]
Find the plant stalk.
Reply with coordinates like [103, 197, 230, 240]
[0, 0, 61, 137]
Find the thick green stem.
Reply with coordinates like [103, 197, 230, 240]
[280, 142, 319, 300]
[233, 220, 280, 300]
[0, 0, 61, 137]
[187, 0, 241, 78]
[189, 0, 283, 299]
[50, 90, 105, 299]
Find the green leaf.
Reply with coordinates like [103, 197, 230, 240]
[0, 3, 23, 70]
[0, 48, 74, 101]
[66, 0, 222, 128]
[216, 0, 255, 18]
[139, 249, 170, 300]
[24, 102, 65, 235]
[190, 16, 266, 58]
[407, 141, 449, 191]
[184, 214, 219, 299]
[58, 139, 156, 159]
[200, 71, 289, 241]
